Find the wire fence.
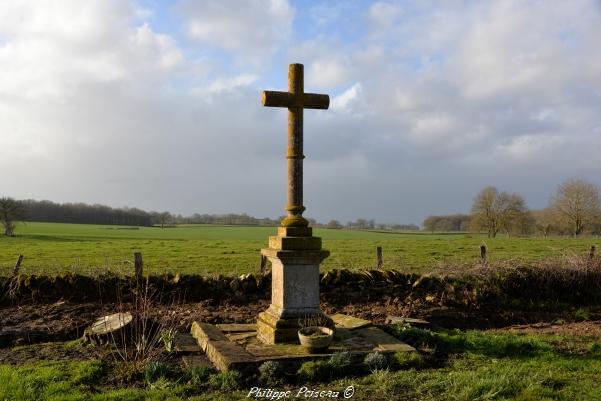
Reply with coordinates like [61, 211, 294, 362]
[2, 243, 598, 277]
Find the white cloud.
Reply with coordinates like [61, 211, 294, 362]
[308, 60, 349, 88]
[1, 0, 601, 225]
[180, 0, 294, 61]
[331, 83, 362, 113]
[0, 1, 182, 100]
[368, 2, 403, 29]
[209, 73, 258, 94]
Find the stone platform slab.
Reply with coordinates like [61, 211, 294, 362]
[191, 314, 415, 372]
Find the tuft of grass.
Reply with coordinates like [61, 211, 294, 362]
[328, 351, 353, 372]
[395, 327, 553, 359]
[207, 370, 242, 392]
[393, 351, 426, 370]
[258, 360, 284, 386]
[297, 360, 330, 382]
[184, 365, 215, 387]
[143, 361, 169, 384]
[574, 308, 591, 321]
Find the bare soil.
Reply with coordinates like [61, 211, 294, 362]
[2, 295, 599, 355]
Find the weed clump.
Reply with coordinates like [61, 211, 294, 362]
[144, 361, 169, 383]
[208, 370, 242, 391]
[184, 365, 215, 386]
[328, 351, 352, 372]
[297, 360, 330, 382]
[393, 351, 426, 370]
[259, 360, 284, 385]
[364, 352, 388, 371]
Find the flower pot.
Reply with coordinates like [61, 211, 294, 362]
[298, 326, 334, 353]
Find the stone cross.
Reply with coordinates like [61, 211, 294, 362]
[262, 63, 329, 227]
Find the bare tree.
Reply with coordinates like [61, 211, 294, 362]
[532, 208, 559, 237]
[550, 178, 601, 236]
[470, 187, 528, 238]
[0, 197, 26, 236]
[158, 212, 172, 229]
[326, 219, 342, 229]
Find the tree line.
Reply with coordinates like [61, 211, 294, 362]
[423, 178, 601, 237]
[0, 196, 420, 237]
[0, 199, 288, 235]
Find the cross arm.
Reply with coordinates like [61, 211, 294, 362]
[262, 91, 329, 110]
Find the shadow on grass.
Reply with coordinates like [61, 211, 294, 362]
[395, 327, 555, 360]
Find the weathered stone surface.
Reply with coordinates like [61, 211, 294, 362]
[257, 241, 331, 344]
[174, 332, 201, 353]
[277, 226, 312, 237]
[227, 332, 257, 342]
[190, 321, 257, 371]
[191, 321, 227, 352]
[192, 316, 414, 371]
[257, 308, 334, 344]
[217, 323, 257, 333]
[269, 235, 322, 250]
[385, 316, 431, 326]
[260, 248, 330, 260]
[181, 355, 212, 369]
[331, 313, 372, 330]
[261, 63, 329, 226]
[204, 340, 257, 371]
[356, 327, 415, 353]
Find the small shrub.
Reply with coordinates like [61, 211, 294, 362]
[574, 308, 590, 321]
[364, 352, 388, 371]
[148, 377, 173, 390]
[185, 365, 215, 386]
[144, 361, 169, 383]
[259, 360, 284, 385]
[160, 328, 177, 353]
[112, 361, 142, 384]
[208, 370, 242, 391]
[328, 352, 353, 377]
[589, 343, 601, 356]
[328, 351, 352, 370]
[393, 351, 425, 370]
[297, 360, 330, 382]
[395, 327, 438, 348]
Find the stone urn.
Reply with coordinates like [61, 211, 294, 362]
[298, 326, 334, 352]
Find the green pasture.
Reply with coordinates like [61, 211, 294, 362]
[1, 329, 601, 400]
[0, 222, 597, 276]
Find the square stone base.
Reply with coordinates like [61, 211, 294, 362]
[190, 314, 415, 372]
[256, 306, 334, 344]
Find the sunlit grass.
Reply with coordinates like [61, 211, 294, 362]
[0, 222, 596, 276]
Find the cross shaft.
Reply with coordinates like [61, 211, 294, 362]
[262, 64, 329, 227]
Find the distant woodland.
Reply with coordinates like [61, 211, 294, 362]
[1, 178, 599, 237]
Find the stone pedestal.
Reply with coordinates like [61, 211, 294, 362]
[256, 227, 334, 344]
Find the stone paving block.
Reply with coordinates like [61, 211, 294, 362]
[181, 354, 212, 369]
[385, 315, 430, 326]
[331, 313, 372, 330]
[356, 326, 415, 353]
[216, 323, 256, 333]
[227, 332, 257, 342]
[174, 333, 201, 353]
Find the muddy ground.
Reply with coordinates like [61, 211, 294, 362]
[2, 294, 601, 363]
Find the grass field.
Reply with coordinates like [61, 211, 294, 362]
[1, 329, 600, 400]
[0, 222, 598, 276]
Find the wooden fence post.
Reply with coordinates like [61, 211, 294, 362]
[260, 254, 267, 274]
[480, 244, 487, 268]
[134, 252, 143, 282]
[590, 245, 596, 261]
[13, 254, 23, 276]
[376, 246, 383, 269]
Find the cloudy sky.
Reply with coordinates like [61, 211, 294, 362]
[1, 0, 600, 225]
